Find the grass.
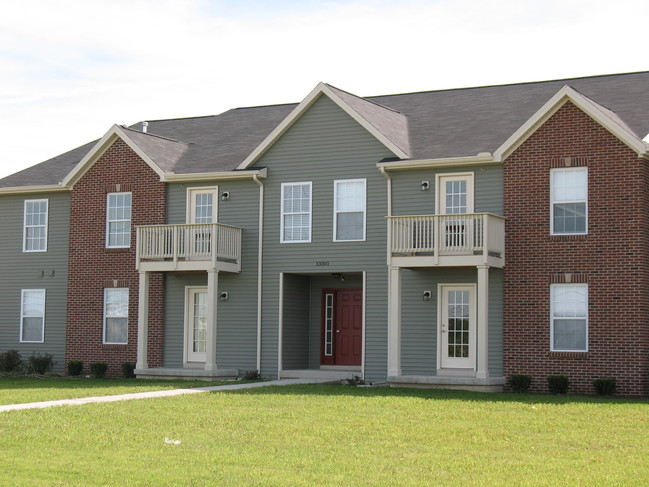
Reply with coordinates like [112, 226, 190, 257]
[0, 376, 239, 405]
[0, 384, 648, 486]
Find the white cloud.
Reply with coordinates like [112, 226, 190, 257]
[0, 0, 647, 178]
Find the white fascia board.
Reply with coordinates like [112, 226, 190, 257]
[61, 125, 167, 187]
[236, 82, 408, 170]
[377, 153, 496, 171]
[0, 184, 69, 195]
[494, 86, 647, 161]
[163, 167, 268, 182]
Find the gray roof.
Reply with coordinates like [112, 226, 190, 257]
[2, 71, 649, 189]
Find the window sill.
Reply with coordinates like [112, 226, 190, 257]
[548, 351, 589, 360]
[100, 344, 128, 350]
[549, 234, 587, 241]
[104, 247, 131, 253]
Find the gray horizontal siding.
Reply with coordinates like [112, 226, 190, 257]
[0, 192, 70, 370]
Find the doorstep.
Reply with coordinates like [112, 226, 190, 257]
[134, 367, 239, 381]
[388, 375, 506, 392]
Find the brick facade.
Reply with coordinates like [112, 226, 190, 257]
[65, 138, 166, 377]
[503, 101, 649, 395]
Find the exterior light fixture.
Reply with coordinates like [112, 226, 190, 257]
[220, 191, 230, 201]
[421, 181, 430, 191]
[422, 290, 432, 301]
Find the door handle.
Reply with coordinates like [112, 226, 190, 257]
[442, 327, 447, 333]
[336, 330, 341, 333]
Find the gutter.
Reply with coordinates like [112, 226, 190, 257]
[252, 173, 265, 373]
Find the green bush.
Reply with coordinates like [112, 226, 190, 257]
[122, 362, 136, 379]
[90, 362, 108, 379]
[593, 377, 616, 396]
[0, 349, 23, 372]
[67, 360, 84, 376]
[242, 370, 261, 381]
[27, 353, 56, 374]
[548, 374, 570, 394]
[509, 374, 532, 393]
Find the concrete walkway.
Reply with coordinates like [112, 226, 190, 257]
[0, 378, 330, 412]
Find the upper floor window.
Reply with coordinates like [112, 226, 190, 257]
[20, 289, 45, 343]
[103, 288, 129, 344]
[106, 192, 132, 248]
[23, 199, 48, 252]
[550, 283, 588, 352]
[334, 179, 366, 241]
[551, 168, 587, 235]
[281, 182, 312, 243]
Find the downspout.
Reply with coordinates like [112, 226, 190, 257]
[253, 174, 264, 372]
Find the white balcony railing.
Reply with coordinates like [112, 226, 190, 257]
[388, 213, 505, 263]
[136, 223, 242, 269]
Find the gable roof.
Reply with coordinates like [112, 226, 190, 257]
[2, 71, 649, 190]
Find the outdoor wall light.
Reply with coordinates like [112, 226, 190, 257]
[220, 291, 229, 301]
[422, 290, 432, 301]
[332, 273, 345, 281]
[421, 181, 430, 191]
[220, 191, 230, 201]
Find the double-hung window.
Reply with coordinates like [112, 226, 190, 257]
[334, 179, 366, 241]
[23, 199, 48, 252]
[281, 182, 312, 243]
[551, 168, 587, 235]
[103, 288, 129, 344]
[20, 289, 45, 343]
[106, 192, 132, 248]
[551, 284, 588, 351]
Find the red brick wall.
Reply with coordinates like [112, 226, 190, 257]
[504, 101, 649, 396]
[66, 138, 166, 377]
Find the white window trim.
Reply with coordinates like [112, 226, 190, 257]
[103, 288, 129, 345]
[106, 192, 132, 248]
[23, 199, 48, 253]
[550, 167, 588, 236]
[280, 182, 312, 243]
[20, 289, 45, 343]
[333, 178, 367, 242]
[435, 173, 474, 215]
[550, 283, 588, 352]
[185, 186, 218, 224]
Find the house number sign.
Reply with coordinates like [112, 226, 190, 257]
[316, 261, 330, 266]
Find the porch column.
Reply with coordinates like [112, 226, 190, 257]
[387, 266, 402, 377]
[205, 270, 219, 372]
[476, 265, 490, 379]
[136, 271, 150, 370]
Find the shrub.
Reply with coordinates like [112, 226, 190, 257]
[90, 362, 108, 379]
[242, 370, 262, 381]
[343, 375, 366, 386]
[594, 377, 617, 396]
[67, 360, 84, 376]
[27, 353, 56, 374]
[122, 362, 136, 379]
[0, 349, 23, 372]
[509, 374, 532, 393]
[548, 374, 570, 394]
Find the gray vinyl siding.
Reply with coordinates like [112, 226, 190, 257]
[390, 165, 503, 216]
[164, 180, 260, 371]
[400, 267, 503, 376]
[253, 95, 393, 380]
[0, 192, 70, 370]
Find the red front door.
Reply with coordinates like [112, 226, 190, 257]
[321, 288, 362, 366]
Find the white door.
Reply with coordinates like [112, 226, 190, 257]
[186, 187, 218, 256]
[437, 174, 474, 249]
[439, 285, 476, 370]
[185, 287, 208, 363]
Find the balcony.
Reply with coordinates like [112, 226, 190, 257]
[136, 223, 242, 272]
[387, 213, 505, 268]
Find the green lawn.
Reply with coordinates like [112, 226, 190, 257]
[1, 385, 647, 486]
[0, 376, 236, 405]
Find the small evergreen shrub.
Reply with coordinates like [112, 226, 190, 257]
[343, 375, 366, 386]
[242, 370, 262, 381]
[593, 377, 617, 396]
[548, 374, 570, 394]
[509, 374, 532, 393]
[122, 362, 136, 379]
[90, 362, 108, 379]
[0, 349, 23, 372]
[67, 360, 84, 376]
[27, 353, 56, 374]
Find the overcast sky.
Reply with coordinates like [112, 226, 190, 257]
[1, 0, 647, 180]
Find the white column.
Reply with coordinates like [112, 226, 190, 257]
[387, 266, 402, 378]
[205, 270, 219, 372]
[136, 271, 150, 370]
[476, 265, 490, 379]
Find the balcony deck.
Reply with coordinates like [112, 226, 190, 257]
[388, 213, 505, 268]
[136, 223, 242, 272]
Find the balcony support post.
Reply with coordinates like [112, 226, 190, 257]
[136, 270, 150, 370]
[387, 266, 402, 377]
[476, 265, 489, 379]
[205, 270, 219, 372]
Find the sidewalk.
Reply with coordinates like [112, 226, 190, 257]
[0, 378, 330, 412]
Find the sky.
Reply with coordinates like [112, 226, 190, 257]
[1, 0, 647, 180]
